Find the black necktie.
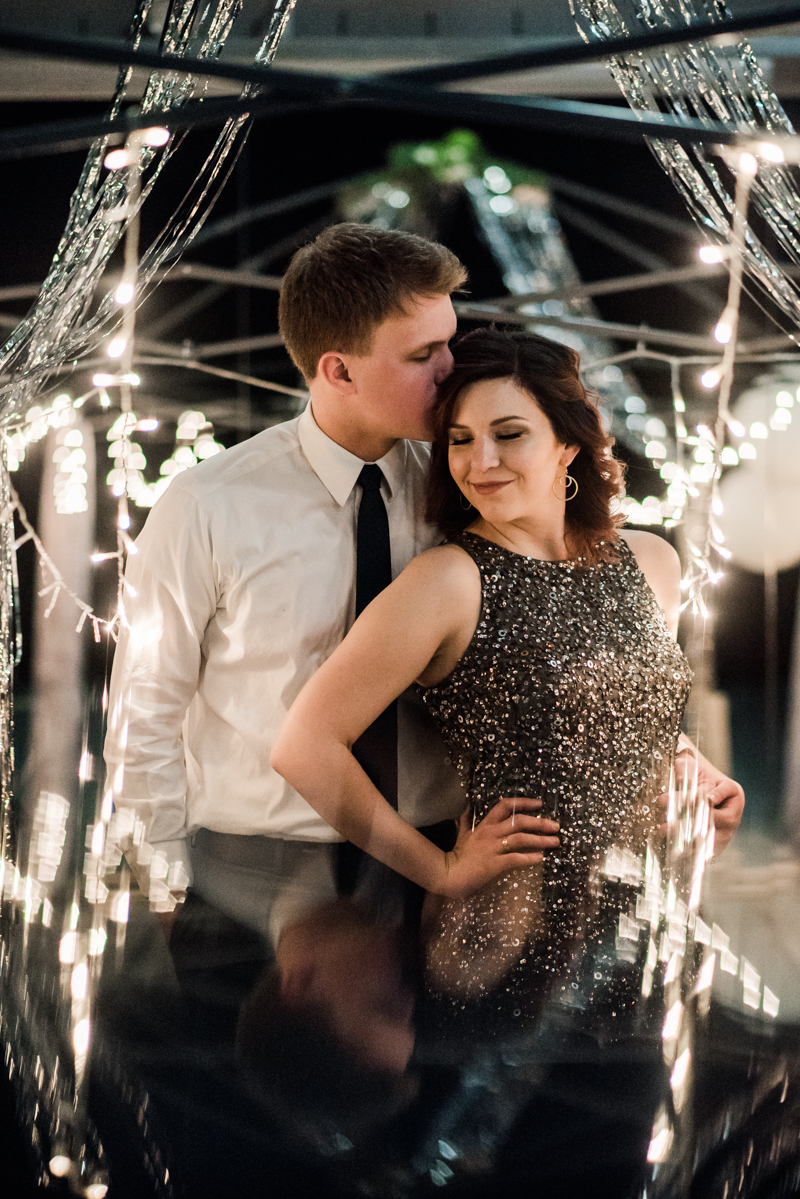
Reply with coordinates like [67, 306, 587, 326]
[351, 465, 398, 809]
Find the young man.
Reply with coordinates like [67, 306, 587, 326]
[104, 222, 474, 940]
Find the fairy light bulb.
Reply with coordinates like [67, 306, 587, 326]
[73, 1018, 90, 1056]
[738, 151, 758, 176]
[698, 245, 726, 264]
[714, 308, 735, 344]
[114, 282, 134, 305]
[103, 148, 134, 170]
[107, 338, 126, 359]
[758, 141, 784, 164]
[701, 369, 721, 389]
[71, 963, 89, 1000]
[142, 126, 170, 147]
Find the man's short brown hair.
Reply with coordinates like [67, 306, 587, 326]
[278, 222, 467, 381]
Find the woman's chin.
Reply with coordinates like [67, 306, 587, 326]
[472, 499, 511, 523]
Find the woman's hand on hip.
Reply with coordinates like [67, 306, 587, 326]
[437, 797, 560, 900]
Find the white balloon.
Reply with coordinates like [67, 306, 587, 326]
[718, 372, 800, 572]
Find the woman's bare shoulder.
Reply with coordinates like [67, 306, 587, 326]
[620, 529, 680, 577]
[400, 542, 482, 589]
[385, 543, 482, 640]
[619, 530, 681, 631]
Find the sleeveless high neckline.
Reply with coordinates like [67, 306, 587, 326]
[456, 528, 595, 568]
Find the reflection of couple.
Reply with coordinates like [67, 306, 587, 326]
[105, 223, 743, 1083]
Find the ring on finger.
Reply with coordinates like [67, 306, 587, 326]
[501, 837, 509, 850]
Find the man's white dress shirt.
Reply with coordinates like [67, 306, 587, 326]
[104, 403, 465, 881]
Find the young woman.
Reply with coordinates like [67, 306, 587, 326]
[272, 328, 694, 1003]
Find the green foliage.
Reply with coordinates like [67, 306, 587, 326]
[387, 129, 549, 189]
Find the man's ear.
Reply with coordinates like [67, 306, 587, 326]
[317, 351, 355, 394]
[280, 960, 315, 1006]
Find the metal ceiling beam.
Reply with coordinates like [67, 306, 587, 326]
[487, 262, 728, 309]
[0, 93, 327, 161]
[189, 174, 367, 249]
[387, 3, 800, 83]
[0, 284, 41, 302]
[454, 302, 736, 351]
[137, 332, 285, 359]
[553, 199, 729, 318]
[0, 25, 778, 160]
[142, 214, 332, 339]
[3, 5, 800, 89]
[546, 174, 700, 241]
[0, 89, 753, 164]
[150, 263, 283, 291]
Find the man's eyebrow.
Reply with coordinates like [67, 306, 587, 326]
[448, 415, 528, 430]
[408, 337, 449, 354]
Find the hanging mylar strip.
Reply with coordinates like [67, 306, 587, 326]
[0, 0, 297, 420]
[568, 0, 800, 333]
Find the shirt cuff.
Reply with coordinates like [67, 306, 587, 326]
[122, 835, 193, 910]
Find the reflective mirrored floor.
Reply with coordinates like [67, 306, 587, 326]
[4, 815, 800, 1199]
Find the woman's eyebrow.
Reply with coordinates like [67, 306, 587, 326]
[448, 415, 528, 430]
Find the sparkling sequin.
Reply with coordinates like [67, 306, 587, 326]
[420, 533, 692, 1015]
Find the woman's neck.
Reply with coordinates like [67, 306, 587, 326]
[466, 515, 573, 562]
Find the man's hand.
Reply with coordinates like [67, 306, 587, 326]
[438, 797, 559, 900]
[683, 750, 744, 855]
[657, 750, 744, 855]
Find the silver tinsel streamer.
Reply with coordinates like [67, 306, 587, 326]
[0, 2, 297, 1192]
[0, 0, 297, 416]
[567, 0, 800, 333]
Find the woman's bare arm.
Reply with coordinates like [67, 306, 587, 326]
[623, 530, 744, 850]
[271, 545, 560, 898]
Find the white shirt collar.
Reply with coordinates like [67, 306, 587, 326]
[298, 401, 407, 507]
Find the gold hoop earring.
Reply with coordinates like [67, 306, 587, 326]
[553, 472, 579, 502]
[459, 492, 473, 511]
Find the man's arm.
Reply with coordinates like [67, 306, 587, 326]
[656, 735, 744, 855]
[104, 481, 218, 902]
[676, 734, 744, 855]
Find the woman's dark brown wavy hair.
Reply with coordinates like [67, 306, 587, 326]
[426, 327, 625, 565]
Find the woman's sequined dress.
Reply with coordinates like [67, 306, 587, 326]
[420, 532, 693, 1013]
